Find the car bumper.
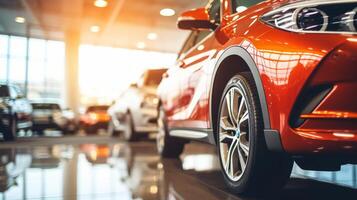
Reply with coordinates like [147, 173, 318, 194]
[282, 38, 357, 155]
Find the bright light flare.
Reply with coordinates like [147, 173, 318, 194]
[147, 33, 158, 40]
[90, 25, 100, 33]
[94, 0, 108, 8]
[136, 42, 146, 49]
[160, 8, 175, 16]
[15, 17, 26, 23]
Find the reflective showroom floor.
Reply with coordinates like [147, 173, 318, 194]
[0, 133, 357, 200]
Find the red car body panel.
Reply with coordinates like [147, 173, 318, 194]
[157, 0, 357, 155]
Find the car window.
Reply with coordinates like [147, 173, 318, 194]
[178, 30, 212, 59]
[144, 69, 167, 86]
[9, 86, 17, 99]
[178, 32, 197, 58]
[87, 106, 109, 112]
[208, 0, 221, 25]
[0, 85, 9, 97]
[195, 30, 211, 45]
[32, 103, 61, 110]
[232, 0, 264, 14]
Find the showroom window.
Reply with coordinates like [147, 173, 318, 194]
[0, 34, 65, 101]
[8, 36, 27, 89]
[28, 39, 65, 100]
[0, 35, 8, 81]
[79, 45, 177, 105]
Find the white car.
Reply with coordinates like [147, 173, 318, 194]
[31, 101, 77, 134]
[108, 69, 166, 140]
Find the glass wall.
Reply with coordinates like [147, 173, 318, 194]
[79, 45, 177, 106]
[0, 34, 65, 101]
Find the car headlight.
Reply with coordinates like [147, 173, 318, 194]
[261, 1, 357, 33]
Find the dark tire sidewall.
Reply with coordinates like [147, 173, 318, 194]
[124, 113, 135, 141]
[216, 74, 261, 193]
[4, 117, 16, 141]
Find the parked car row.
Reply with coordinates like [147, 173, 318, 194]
[0, 83, 78, 141]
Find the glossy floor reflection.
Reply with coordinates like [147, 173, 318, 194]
[0, 136, 357, 200]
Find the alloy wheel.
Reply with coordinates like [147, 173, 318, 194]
[219, 83, 250, 182]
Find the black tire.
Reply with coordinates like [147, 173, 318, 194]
[84, 126, 97, 134]
[4, 117, 16, 141]
[156, 104, 185, 158]
[123, 113, 138, 141]
[216, 73, 293, 196]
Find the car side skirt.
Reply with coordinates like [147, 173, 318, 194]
[169, 127, 215, 144]
[169, 127, 284, 152]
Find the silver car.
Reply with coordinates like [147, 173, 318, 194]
[108, 69, 166, 140]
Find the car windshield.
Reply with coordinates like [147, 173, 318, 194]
[0, 85, 9, 97]
[87, 106, 109, 112]
[32, 103, 61, 110]
[144, 69, 167, 86]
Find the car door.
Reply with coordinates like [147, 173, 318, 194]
[167, 0, 221, 129]
[159, 32, 197, 124]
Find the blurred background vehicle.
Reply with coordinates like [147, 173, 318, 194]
[31, 101, 78, 135]
[80, 144, 111, 165]
[79, 105, 110, 134]
[0, 148, 32, 193]
[108, 68, 166, 140]
[0, 84, 32, 141]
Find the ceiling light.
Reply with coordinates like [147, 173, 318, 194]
[90, 25, 100, 33]
[15, 17, 25, 23]
[160, 8, 175, 17]
[147, 33, 158, 40]
[94, 0, 108, 8]
[136, 42, 146, 49]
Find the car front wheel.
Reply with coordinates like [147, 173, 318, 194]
[156, 105, 185, 158]
[217, 73, 293, 196]
[4, 117, 16, 141]
[123, 113, 137, 141]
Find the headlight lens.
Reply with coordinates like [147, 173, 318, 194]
[261, 2, 357, 33]
[296, 8, 328, 31]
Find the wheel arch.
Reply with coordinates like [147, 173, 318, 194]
[210, 46, 271, 141]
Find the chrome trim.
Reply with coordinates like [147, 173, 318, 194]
[169, 129, 208, 139]
[348, 7, 357, 32]
[273, 0, 357, 13]
[262, 0, 357, 35]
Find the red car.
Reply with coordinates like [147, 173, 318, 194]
[156, 0, 357, 195]
[79, 105, 110, 133]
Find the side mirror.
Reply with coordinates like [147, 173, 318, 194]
[177, 8, 216, 30]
